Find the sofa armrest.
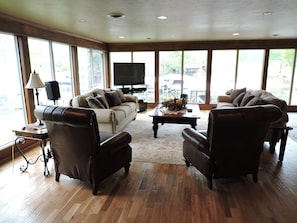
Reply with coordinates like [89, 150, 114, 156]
[91, 108, 115, 123]
[217, 95, 231, 102]
[182, 128, 210, 156]
[124, 95, 138, 103]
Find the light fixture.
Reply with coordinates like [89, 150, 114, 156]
[108, 12, 125, 19]
[232, 32, 240, 36]
[158, 16, 167, 20]
[25, 70, 45, 125]
[263, 11, 272, 16]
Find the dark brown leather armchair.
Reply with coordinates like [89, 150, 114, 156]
[182, 105, 282, 189]
[35, 105, 132, 195]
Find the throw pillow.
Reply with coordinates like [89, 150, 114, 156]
[240, 93, 255, 106]
[225, 89, 233, 95]
[232, 92, 245, 106]
[86, 96, 106, 109]
[245, 97, 264, 106]
[229, 88, 246, 102]
[95, 95, 108, 108]
[105, 91, 122, 107]
[114, 89, 127, 102]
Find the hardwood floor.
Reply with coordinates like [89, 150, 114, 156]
[1, 133, 297, 222]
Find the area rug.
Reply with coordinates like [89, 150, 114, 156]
[123, 111, 208, 165]
[124, 111, 297, 165]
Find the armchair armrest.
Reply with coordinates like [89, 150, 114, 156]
[100, 132, 132, 154]
[182, 128, 210, 156]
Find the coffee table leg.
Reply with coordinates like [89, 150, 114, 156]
[191, 120, 197, 129]
[152, 120, 158, 138]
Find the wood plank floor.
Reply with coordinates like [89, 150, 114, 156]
[0, 137, 297, 222]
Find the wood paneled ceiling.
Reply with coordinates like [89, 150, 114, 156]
[0, 0, 297, 43]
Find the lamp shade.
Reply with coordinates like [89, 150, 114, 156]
[25, 70, 45, 89]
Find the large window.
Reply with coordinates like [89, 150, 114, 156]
[0, 33, 26, 147]
[183, 50, 207, 103]
[28, 38, 74, 106]
[28, 38, 51, 105]
[77, 47, 105, 94]
[236, 50, 265, 89]
[266, 49, 295, 102]
[159, 51, 182, 101]
[210, 50, 237, 103]
[52, 42, 73, 105]
[292, 57, 297, 104]
[132, 52, 155, 102]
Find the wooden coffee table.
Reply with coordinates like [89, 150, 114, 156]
[149, 104, 200, 138]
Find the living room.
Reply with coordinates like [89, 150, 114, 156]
[1, 1, 297, 222]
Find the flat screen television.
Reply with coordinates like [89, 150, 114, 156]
[113, 63, 145, 86]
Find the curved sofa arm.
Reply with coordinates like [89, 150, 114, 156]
[91, 108, 115, 123]
[182, 128, 210, 156]
[217, 95, 231, 102]
[124, 95, 138, 103]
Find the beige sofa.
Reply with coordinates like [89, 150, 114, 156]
[70, 88, 138, 133]
[217, 88, 289, 152]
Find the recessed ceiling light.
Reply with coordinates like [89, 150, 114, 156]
[263, 11, 272, 16]
[119, 36, 125, 39]
[158, 16, 167, 20]
[232, 33, 240, 36]
[108, 12, 125, 19]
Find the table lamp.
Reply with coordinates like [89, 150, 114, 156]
[25, 70, 45, 125]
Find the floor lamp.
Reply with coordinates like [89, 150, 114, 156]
[25, 70, 45, 125]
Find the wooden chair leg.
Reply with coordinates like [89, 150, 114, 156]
[252, 173, 258, 183]
[124, 164, 130, 173]
[55, 172, 60, 182]
[92, 183, 98, 195]
[184, 159, 190, 167]
[208, 178, 213, 189]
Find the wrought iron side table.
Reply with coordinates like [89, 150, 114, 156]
[13, 124, 51, 176]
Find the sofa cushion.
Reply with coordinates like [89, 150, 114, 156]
[114, 89, 127, 102]
[240, 93, 255, 106]
[105, 91, 122, 107]
[86, 96, 106, 109]
[229, 88, 246, 102]
[111, 105, 132, 117]
[232, 92, 245, 106]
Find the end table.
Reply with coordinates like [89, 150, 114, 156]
[13, 124, 51, 176]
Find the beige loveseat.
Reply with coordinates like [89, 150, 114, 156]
[217, 88, 288, 153]
[70, 88, 138, 133]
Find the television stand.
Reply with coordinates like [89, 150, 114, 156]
[120, 85, 147, 95]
